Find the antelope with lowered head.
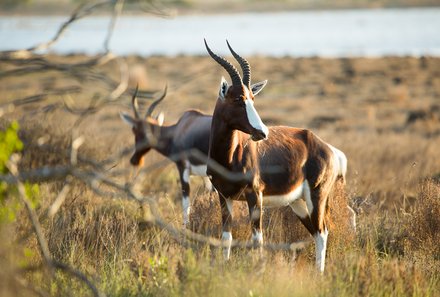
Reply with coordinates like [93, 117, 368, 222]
[204, 40, 349, 272]
[120, 86, 212, 226]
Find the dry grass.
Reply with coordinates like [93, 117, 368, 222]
[1, 54, 440, 296]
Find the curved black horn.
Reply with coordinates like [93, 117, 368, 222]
[204, 39, 242, 86]
[145, 84, 167, 118]
[131, 83, 140, 119]
[226, 40, 251, 86]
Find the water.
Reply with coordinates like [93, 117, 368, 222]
[1, 8, 439, 57]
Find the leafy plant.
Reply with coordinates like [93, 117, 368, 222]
[0, 121, 39, 224]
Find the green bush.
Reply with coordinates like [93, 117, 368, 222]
[0, 121, 39, 224]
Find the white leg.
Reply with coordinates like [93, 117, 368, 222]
[250, 202, 263, 246]
[179, 163, 191, 227]
[252, 230, 263, 246]
[182, 195, 191, 227]
[315, 228, 328, 273]
[221, 198, 233, 259]
[182, 167, 190, 184]
[222, 231, 232, 260]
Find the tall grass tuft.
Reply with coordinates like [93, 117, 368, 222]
[403, 179, 440, 276]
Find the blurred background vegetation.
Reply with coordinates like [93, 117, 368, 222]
[1, 0, 440, 14]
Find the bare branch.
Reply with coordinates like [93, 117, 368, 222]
[109, 57, 129, 100]
[6, 155, 105, 297]
[1, 149, 310, 256]
[0, 86, 82, 110]
[138, 0, 174, 17]
[104, 0, 125, 53]
[27, 0, 113, 53]
[6, 155, 53, 267]
[0, 2, 312, 289]
[47, 180, 71, 218]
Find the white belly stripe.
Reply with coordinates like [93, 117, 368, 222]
[263, 180, 307, 208]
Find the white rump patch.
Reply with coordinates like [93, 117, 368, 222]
[327, 144, 347, 178]
[244, 99, 269, 138]
[264, 180, 309, 208]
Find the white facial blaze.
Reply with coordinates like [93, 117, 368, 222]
[244, 98, 269, 138]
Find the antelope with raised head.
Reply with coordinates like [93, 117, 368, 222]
[204, 40, 350, 272]
[120, 86, 213, 226]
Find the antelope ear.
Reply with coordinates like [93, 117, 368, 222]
[156, 112, 164, 126]
[250, 80, 267, 96]
[120, 112, 136, 126]
[218, 76, 229, 101]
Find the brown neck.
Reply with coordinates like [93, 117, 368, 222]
[149, 124, 175, 157]
[209, 114, 237, 169]
[208, 109, 258, 176]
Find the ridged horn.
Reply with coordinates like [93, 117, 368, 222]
[226, 40, 251, 86]
[131, 83, 140, 119]
[204, 39, 242, 86]
[145, 84, 167, 118]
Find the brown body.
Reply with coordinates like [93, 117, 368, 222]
[121, 87, 213, 226]
[205, 40, 344, 272]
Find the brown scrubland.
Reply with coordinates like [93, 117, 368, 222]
[1, 53, 439, 296]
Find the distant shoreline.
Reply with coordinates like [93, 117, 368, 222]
[1, 1, 439, 17]
[2, 9, 439, 58]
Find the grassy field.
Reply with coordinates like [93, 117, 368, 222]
[1, 54, 440, 296]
